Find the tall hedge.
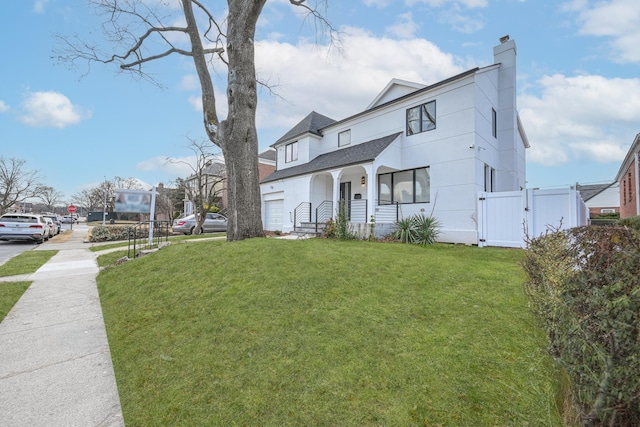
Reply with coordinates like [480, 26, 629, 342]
[522, 226, 640, 426]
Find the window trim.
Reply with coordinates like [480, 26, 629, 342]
[406, 100, 436, 136]
[378, 167, 430, 205]
[285, 141, 298, 163]
[338, 129, 351, 147]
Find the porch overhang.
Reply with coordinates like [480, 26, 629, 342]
[261, 132, 402, 184]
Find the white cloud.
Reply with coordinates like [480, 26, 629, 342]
[385, 12, 419, 39]
[363, 0, 393, 7]
[253, 26, 464, 137]
[19, 91, 90, 128]
[405, 0, 488, 9]
[0, 100, 9, 113]
[437, 4, 484, 33]
[136, 153, 224, 180]
[520, 73, 640, 166]
[568, 0, 640, 63]
[136, 155, 196, 178]
[33, 0, 50, 14]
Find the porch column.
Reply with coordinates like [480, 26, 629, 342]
[364, 165, 375, 223]
[331, 170, 341, 219]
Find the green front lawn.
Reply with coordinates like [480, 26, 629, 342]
[0, 250, 57, 277]
[0, 281, 31, 322]
[97, 238, 562, 426]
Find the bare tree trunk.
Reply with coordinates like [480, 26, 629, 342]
[218, 0, 266, 241]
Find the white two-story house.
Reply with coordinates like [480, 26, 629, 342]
[260, 36, 529, 244]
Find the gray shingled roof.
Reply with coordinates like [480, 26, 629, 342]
[273, 111, 337, 146]
[262, 132, 402, 183]
[258, 149, 276, 162]
[576, 182, 616, 202]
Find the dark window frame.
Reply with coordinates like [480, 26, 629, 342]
[378, 167, 430, 205]
[492, 108, 497, 138]
[406, 100, 436, 136]
[285, 141, 298, 163]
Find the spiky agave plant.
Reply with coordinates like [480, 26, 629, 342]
[393, 217, 416, 243]
[411, 214, 441, 245]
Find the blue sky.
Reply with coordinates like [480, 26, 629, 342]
[1, 0, 639, 202]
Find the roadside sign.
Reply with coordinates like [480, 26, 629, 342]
[68, 205, 77, 213]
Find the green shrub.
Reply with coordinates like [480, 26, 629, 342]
[393, 217, 415, 243]
[522, 226, 640, 426]
[392, 214, 441, 245]
[618, 215, 640, 232]
[90, 225, 133, 242]
[335, 201, 356, 240]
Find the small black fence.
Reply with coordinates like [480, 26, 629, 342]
[127, 221, 171, 259]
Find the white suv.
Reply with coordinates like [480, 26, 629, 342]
[0, 213, 50, 243]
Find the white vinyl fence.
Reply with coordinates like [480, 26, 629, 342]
[477, 188, 589, 248]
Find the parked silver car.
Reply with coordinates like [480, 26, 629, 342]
[0, 213, 50, 243]
[172, 213, 227, 234]
[43, 215, 62, 235]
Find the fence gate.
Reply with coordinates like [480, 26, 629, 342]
[478, 188, 589, 248]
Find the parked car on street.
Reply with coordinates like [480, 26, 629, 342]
[0, 213, 50, 243]
[61, 215, 77, 224]
[172, 213, 228, 234]
[43, 215, 62, 235]
[43, 217, 56, 238]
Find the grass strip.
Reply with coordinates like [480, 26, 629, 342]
[0, 250, 57, 277]
[0, 281, 31, 322]
[98, 238, 562, 426]
[90, 233, 226, 252]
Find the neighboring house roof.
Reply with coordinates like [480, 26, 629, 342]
[615, 133, 640, 182]
[259, 148, 276, 162]
[273, 111, 337, 146]
[577, 182, 616, 202]
[202, 161, 225, 176]
[262, 132, 402, 183]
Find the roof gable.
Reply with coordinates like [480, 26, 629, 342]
[273, 111, 336, 146]
[366, 78, 426, 110]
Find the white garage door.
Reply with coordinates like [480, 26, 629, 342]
[264, 199, 284, 231]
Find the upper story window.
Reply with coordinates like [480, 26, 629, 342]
[378, 167, 430, 205]
[338, 129, 351, 147]
[492, 108, 497, 138]
[406, 101, 436, 135]
[285, 141, 298, 163]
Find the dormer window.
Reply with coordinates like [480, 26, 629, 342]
[339, 129, 351, 147]
[407, 100, 436, 135]
[285, 141, 298, 163]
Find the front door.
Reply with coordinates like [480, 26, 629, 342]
[339, 181, 351, 220]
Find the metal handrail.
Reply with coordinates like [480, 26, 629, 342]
[127, 220, 171, 258]
[293, 202, 311, 232]
[315, 200, 333, 233]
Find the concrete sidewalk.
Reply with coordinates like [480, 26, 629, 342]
[0, 226, 124, 427]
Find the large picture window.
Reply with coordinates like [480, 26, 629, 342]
[285, 141, 298, 163]
[407, 101, 436, 135]
[378, 167, 430, 205]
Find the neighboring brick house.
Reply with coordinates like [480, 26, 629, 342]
[182, 149, 276, 215]
[258, 148, 276, 180]
[576, 182, 620, 217]
[615, 133, 640, 219]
